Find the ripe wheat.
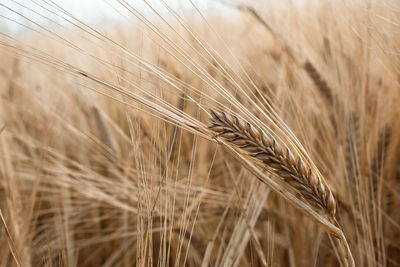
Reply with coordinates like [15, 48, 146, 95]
[208, 110, 336, 217]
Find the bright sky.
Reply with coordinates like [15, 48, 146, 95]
[0, 0, 228, 33]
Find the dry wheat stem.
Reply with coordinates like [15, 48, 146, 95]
[0, 208, 22, 267]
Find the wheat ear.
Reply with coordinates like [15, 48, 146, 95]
[208, 110, 355, 266]
[304, 61, 334, 106]
[209, 110, 336, 217]
[345, 112, 361, 199]
[370, 125, 391, 198]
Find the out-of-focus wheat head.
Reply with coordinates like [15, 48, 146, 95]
[0, 0, 400, 267]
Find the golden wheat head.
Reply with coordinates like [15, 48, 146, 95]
[209, 110, 337, 217]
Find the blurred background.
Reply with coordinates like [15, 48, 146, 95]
[1, 0, 230, 33]
[0, 0, 307, 33]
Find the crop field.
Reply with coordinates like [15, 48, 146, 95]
[0, 1, 399, 266]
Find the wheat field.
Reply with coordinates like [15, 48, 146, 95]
[0, 0, 399, 266]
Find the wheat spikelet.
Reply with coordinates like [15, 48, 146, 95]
[208, 110, 337, 217]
